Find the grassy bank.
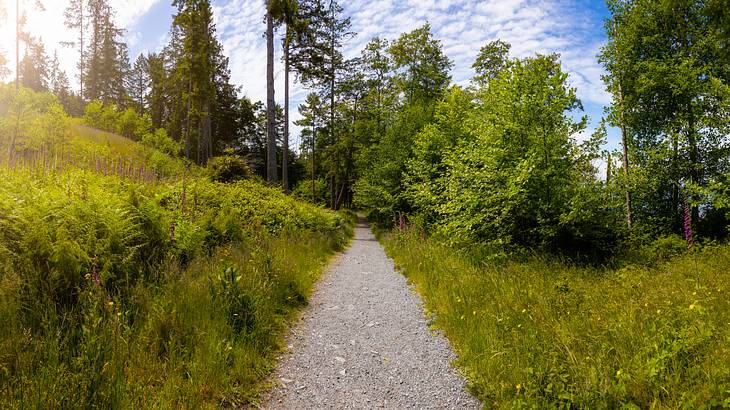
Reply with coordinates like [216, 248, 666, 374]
[0, 163, 352, 408]
[379, 229, 730, 408]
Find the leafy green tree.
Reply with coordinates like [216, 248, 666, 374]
[270, 0, 303, 192]
[388, 23, 453, 103]
[472, 40, 510, 86]
[437, 54, 592, 251]
[600, 0, 730, 237]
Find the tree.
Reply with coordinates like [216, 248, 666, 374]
[265, 2, 277, 182]
[63, 0, 86, 101]
[84, 0, 129, 106]
[18, 36, 49, 92]
[128, 54, 150, 113]
[472, 40, 510, 85]
[270, 0, 302, 192]
[388, 23, 453, 103]
[49, 51, 74, 113]
[295, 92, 326, 202]
[600, 0, 730, 237]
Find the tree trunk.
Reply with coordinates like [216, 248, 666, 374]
[80, 0, 84, 103]
[266, 9, 277, 183]
[185, 67, 192, 160]
[283, 31, 290, 193]
[617, 82, 634, 230]
[312, 124, 316, 202]
[687, 108, 700, 224]
[15, 0, 19, 91]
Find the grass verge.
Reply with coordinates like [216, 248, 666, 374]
[378, 228, 730, 408]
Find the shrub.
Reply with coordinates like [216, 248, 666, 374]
[207, 155, 252, 183]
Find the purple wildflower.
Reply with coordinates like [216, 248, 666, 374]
[683, 198, 693, 251]
[91, 256, 100, 286]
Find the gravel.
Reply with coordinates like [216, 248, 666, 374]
[261, 219, 481, 409]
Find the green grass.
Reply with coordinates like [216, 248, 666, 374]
[379, 228, 730, 409]
[0, 86, 355, 407]
[0, 165, 352, 408]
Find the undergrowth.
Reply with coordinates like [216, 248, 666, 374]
[0, 165, 352, 408]
[379, 228, 730, 409]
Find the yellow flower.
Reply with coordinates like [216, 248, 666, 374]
[107, 301, 114, 307]
[460, 315, 465, 320]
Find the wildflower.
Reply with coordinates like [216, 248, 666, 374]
[683, 197, 693, 251]
[91, 256, 100, 286]
[107, 301, 114, 307]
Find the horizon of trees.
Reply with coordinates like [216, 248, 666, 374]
[1, 0, 729, 255]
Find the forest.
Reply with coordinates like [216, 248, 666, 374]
[0, 0, 729, 408]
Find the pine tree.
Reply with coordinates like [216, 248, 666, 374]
[128, 54, 150, 113]
[18, 37, 49, 92]
[63, 0, 86, 101]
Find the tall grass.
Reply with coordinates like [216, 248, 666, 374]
[0, 165, 352, 408]
[380, 228, 730, 408]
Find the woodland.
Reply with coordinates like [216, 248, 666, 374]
[0, 0, 729, 408]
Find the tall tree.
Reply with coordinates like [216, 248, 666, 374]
[84, 0, 129, 106]
[600, 0, 730, 236]
[128, 54, 150, 113]
[18, 36, 49, 92]
[389, 23, 453, 103]
[270, 0, 302, 192]
[63, 0, 86, 101]
[265, 2, 277, 182]
[472, 40, 510, 85]
[168, 0, 235, 165]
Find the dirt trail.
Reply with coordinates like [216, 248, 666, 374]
[262, 218, 480, 409]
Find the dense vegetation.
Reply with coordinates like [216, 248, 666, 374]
[381, 227, 730, 408]
[1, 0, 730, 408]
[0, 85, 351, 407]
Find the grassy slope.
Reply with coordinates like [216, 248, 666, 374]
[0, 125, 353, 408]
[379, 229, 730, 409]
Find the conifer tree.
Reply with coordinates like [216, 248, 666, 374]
[63, 0, 86, 101]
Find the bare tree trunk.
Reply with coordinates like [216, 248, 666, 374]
[312, 124, 316, 202]
[618, 82, 634, 230]
[15, 0, 19, 91]
[283, 32, 290, 193]
[266, 9, 277, 183]
[80, 0, 84, 103]
[185, 67, 192, 160]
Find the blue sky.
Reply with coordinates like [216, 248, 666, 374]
[1, 0, 617, 151]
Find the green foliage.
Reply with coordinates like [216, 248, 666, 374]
[0, 111, 350, 406]
[84, 101, 153, 141]
[141, 128, 180, 156]
[381, 231, 730, 408]
[207, 154, 252, 183]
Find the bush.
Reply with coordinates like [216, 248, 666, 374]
[207, 155, 252, 183]
[141, 128, 180, 156]
[84, 101, 152, 141]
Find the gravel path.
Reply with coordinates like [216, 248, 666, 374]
[262, 218, 481, 409]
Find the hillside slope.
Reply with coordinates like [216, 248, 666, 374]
[0, 92, 352, 407]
